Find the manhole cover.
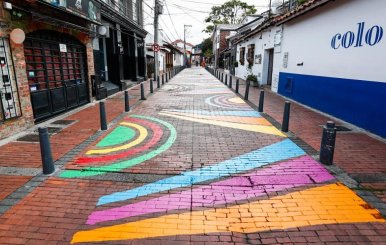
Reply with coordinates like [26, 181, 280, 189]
[46, 127, 62, 134]
[51, 119, 76, 125]
[17, 134, 39, 142]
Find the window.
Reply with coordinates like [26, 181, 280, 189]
[247, 44, 255, 66]
[0, 38, 21, 121]
[132, 0, 138, 23]
[239, 47, 245, 65]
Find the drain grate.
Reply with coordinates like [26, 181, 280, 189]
[51, 119, 76, 125]
[320, 125, 352, 132]
[335, 125, 352, 132]
[17, 134, 39, 142]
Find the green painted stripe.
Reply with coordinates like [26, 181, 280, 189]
[96, 126, 136, 148]
[60, 115, 177, 178]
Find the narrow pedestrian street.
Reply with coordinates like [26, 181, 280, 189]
[0, 67, 384, 244]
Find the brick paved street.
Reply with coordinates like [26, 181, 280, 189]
[0, 67, 385, 244]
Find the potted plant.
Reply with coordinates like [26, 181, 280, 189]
[246, 74, 259, 87]
[234, 61, 239, 67]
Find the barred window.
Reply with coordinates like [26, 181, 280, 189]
[247, 44, 255, 66]
[239, 47, 245, 65]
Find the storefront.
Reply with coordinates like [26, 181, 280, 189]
[0, 0, 100, 139]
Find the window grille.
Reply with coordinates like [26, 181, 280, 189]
[0, 38, 22, 122]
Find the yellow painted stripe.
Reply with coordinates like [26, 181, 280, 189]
[159, 112, 286, 137]
[71, 183, 384, 243]
[163, 111, 272, 126]
[228, 97, 246, 104]
[86, 122, 147, 155]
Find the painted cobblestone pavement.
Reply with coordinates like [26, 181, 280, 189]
[0, 68, 385, 244]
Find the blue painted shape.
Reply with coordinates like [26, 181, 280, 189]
[278, 72, 386, 138]
[97, 139, 305, 206]
[166, 109, 262, 117]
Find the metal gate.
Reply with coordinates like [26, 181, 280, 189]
[24, 30, 89, 121]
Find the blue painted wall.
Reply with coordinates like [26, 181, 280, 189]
[278, 72, 386, 138]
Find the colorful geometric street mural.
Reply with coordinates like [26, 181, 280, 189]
[71, 139, 385, 243]
[72, 183, 384, 243]
[205, 94, 251, 110]
[160, 109, 286, 137]
[59, 91, 384, 244]
[86, 156, 334, 225]
[59, 115, 177, 178]
[179, 87, 231, 95]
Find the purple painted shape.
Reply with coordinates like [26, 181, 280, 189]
[86, 156, 334, 225]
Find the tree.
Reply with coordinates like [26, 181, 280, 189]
[201, 38, 213, 58]
[204, 0, 257, 33]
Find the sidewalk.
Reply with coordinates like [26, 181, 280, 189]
[0, 67, 385, 244]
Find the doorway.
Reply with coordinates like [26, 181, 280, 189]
[24, 30, 89, 121]
[267, 49, 274, 86]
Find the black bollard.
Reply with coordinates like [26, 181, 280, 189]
[221, 73, 224, 83]
[150, 79, 154, 93]
[162, 74, 165, 85]
[236, 79, 239, 93]
[157, 76, 160, 88]
[244, 80, 250, 101]
[229, 76, 232, 88]
[225, 75, 228, 86]
[140, 83, 146, 100]
[320, 121, 337, 165]
[38, 127, 55, 175]
[99, 101, 107, 130]
[258, 90, 265, 112]
[124, 91, 130, 112]
[281, 101, 291, 132]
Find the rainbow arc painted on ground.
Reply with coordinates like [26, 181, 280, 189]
[59, 99, 384, 244]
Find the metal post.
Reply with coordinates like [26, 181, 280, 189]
[38, 127, 55, 175]
[281, 101, 291, 132]
[162, 73, 164, 85]
[150, 78, 154, 93]
[99, 101, 107, 130]
[157, 76, 160, 88]
[125, 91, 130, 112]
[221, 73, 224, 83]
[258, 90, 265, 112]
[154, 0, 160, 81]
[244, 80, 250, 101]
[140, 83, 146, 100]
[225, 74, 228, 86]
[229, 76, 232, 88]
[320, 121, 336, 165]
[236, 79, 239, 93]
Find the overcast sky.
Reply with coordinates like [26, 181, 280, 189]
[143, 0, 271, 45]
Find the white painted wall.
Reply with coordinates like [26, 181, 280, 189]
[272, 0, 386, 90]
[236, 0, 386, 91]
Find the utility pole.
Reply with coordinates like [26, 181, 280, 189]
[154, 0, 162, 80]
[184, 24, 192, 68]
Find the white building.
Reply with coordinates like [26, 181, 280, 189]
[234, 0, 386, 138]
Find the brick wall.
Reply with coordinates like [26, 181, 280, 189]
[219, 31, 230, 53]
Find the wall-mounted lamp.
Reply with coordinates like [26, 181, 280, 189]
[3, 2, 12, 10]
[10, 28, 25, 44]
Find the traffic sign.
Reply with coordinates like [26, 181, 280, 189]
[152, 44, 160, 52]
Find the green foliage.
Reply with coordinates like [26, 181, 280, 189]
[201, 38, 213, 58]
[298, 0, 309, 5]
[246, 74, 258, 82]
[204, 0, 257, 33]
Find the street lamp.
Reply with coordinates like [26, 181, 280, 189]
[184, 24, 192, 67]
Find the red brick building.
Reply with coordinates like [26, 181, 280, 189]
[211, 24, 240, 69]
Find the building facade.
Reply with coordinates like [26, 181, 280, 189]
[211, 24, 240, 69]
[0, 0, 146, 140]
[233, 0, 386, 138]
